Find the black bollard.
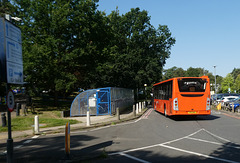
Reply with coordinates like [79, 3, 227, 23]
[16, 103, 20, 116]
[1, 112, 6, 127]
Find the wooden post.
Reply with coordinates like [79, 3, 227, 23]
[133, 105, 136, 117]
[117, 107, 120, 121]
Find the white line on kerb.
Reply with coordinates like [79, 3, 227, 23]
[32, 135, 39, 139]
[134, 117, 141, 123]
[90, 126, 110, 132]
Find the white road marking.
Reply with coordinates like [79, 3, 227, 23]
[109, 128, 240, 163]
[159, 144, 240, 163]
[15, 145, 23, 149]
[162, 129, 204, 145]
[109, 144, 161, 156]
[203, 128, 231, 142]
[110, 129, 203, 155]
[142, 109, 153, 119]
[186, 137, 240, 149]
[14, 136, 39, 150]
[23, 140, 32, 144]
[119, 152, 151, 163]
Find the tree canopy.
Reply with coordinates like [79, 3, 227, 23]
[1, 0, 176, 99]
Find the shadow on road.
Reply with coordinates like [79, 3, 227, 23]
[0, 133, 101, 162]
[170, 114, 220, 121]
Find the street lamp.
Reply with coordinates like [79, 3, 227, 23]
[144, 84, 147, 100]
[213, 65, 217, 94]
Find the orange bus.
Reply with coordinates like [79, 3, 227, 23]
[153, 76, 211, 116]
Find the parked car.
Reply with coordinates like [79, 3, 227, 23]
[215, 93, 240, 104]
[225, 97, 240, 107]
[220, 96, 240, 106]
[229, 101, 240, 112]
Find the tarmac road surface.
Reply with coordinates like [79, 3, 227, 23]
[1, 108, 240, 163]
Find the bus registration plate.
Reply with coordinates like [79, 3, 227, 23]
[188, 112, 197, 114]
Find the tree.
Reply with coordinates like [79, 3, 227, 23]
[231, 68, 240, 81]
[14, 0, 110, 104]
[221, 73, 234, 93]
[234, 74, 240, 93]
[0, 0, 16, 17]
[185, 67, 203, 77]
[163, 66, 186, 80]
[106, 8, 176, 90]
[10, 2, 176, 103]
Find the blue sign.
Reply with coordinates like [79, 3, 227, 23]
[0, 18, 6, 82]
[0, 17, 23, 84]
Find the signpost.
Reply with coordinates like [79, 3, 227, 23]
[0, 16, 23, 163]
[6, 89, 14, 163]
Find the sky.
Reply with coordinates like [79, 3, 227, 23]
[97, 0, 240, 77]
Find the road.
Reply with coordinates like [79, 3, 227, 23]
[1, 108, 240, 162]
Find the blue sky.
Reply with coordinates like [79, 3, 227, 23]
[97, 0, 240, 77]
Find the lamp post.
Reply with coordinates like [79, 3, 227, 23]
[213, 65, 217, 94]
[144, 84, 147, 100]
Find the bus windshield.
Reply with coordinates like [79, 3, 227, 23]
[178, 78, 207, 92]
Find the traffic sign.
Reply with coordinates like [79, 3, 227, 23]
[0, 17, 23, 84]
[7, 90, 15, 112]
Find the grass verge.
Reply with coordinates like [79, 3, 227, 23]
[0, 112, 80, 132]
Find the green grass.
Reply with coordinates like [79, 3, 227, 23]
[0, 112, 80, 132]
[0, 96, 81, 132]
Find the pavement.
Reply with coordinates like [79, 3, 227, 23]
[0, 108, 146, 141]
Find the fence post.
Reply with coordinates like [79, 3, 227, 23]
[136, 103, 139, 114]
[117, 107, 120, 121]
[133, 104, 136, 117]
[21, 103, 27, 116]
[16, 103, 20, 116]
[1, 113, 6, 127]
[231, 103, 234, 112]
[34, 115, 39, 135]
[86, 110, 91, 126]
[139, 102, 142, 113]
